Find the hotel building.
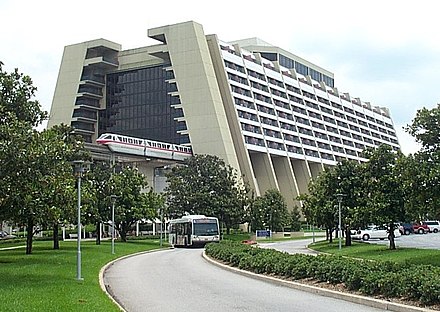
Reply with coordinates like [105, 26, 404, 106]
[48, 21, 400, 206]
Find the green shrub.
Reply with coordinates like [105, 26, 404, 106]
[205, 241, 440, 306]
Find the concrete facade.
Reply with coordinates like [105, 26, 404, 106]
[48, 21, 401, 208]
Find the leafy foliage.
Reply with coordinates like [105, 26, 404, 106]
[250, 189, 289, 232]
[0, 63, 88, 253]
[165, 154, 249, 234]
[109, 166, 161, 242]
[206, 241, 440, 305]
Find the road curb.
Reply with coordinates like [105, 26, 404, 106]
[99, 247, 172, 312]
[202, 251, 435, 312]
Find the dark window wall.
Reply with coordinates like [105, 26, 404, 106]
[99, 65, 188, 145]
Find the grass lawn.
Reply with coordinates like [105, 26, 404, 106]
[310, 240, 440, 266]
[0, 239, 163, 311]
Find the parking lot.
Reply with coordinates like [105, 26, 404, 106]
[367, 232, 440, 249]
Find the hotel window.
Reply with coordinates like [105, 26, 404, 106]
[287, 145, 303, 154]
[295, 116, 310, 126]
[349, 125, 360, 132]
[332, 145, 344, 153]
[346, 148, 357, 156]
[355, 111, 366, 118]
[308, 111, 322, 120]
[355, 142, 365, 149]
[352, 133, 363, 141]
[311, 121, 325, 130]
[264, 128, 282, 139]
[260, 117, 278, 127]
[323, 116, 336, 124]
[305, 101, 320, 110]
[320, 105, 333, 115]
[318, 142, 332, 150]
[314, 131, 328, 140]
[245, 136, 265, 146]
[283, 134, 300, 143]
[302, 91, 316, 100]
[340, 130, 352, 138]
[241, 123, 262, 134]
[347, 115, 357, 123]
[267, 77, 284, 88]
[247, 69, 266, 81]
[237, 110, 258, 122]
[280, 122, 297, 132]
[301, 138, 316, 147]
[267, 141, 285, 151]
[286, 84, 301, 94]
[298, 127, 313, 136]
[289, 95, 304, 104]
[326, 125, 338, 134]
[334, 111, 345, 119]
[224, 60, 245, 73]
[234, 97, 255, 109]
[295, 62, 309, 76]
[257, 104, 275, 115]
[343, 107, 354, 115]
[304, 149, 319, 158]
[277, 111, 294, 120]
[342, 139, 354, 147]
[292, 106, 307, 116]
[331, 102, 343, 110]
[273, 99, 290, 110]
[337, 120, 348, 128]
[228, 72, 249, 85]
[364, 137, 374, 144]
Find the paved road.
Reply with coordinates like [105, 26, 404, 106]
[364, 232, 440, 249]
[258, 237, 323, 254]
[104, 247, 386, 312]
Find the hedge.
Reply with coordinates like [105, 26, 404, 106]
[205, 241, 440, 306]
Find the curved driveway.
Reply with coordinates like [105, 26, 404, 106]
[103, 247, 385, 312]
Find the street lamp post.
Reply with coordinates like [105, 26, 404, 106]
[110, 195, 117, 255]
[158, 207, 163, 247]
[73, 160, 85, 281]
[336, 193, 344, 251]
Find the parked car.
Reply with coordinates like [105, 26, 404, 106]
[422, 221, 440, 233]
[351, 225, 401, 241]
[398, 223, 414, 235]
[412, 222, 430, 234]
[0, 231, 16, 240]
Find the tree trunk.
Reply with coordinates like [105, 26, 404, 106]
[53, 223, 59, 250]
[119, 223, 127, 242]
[95, 222, 101, 245]
[328, 228, 333, 243]
[26, 218, 34, 254]
[345, 228, 352, 246]
[388, 222, 396, 250]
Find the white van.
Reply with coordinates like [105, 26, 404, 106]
[422, 220, 440, 233]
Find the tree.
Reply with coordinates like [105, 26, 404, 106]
[361, 145, 405, 250]
[287, 206, 302, 232]
[0, 63, 89, 253]
[300, 160, 365, 245]
[251, 189, 288, 233]
[165, 154, 249, 234]
[109, 166, 159, 242]
[404, 105, 440, 219]
[84, 161, 112, 245]
[405, 104, 440, 153]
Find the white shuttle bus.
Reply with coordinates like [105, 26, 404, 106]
[168, 215, 220, 247]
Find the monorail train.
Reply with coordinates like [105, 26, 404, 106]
[96, 133, 192, 161]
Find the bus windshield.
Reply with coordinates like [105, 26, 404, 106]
[193, 222, 219, 236]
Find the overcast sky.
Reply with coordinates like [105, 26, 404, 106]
[2, 0, 439, 155]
